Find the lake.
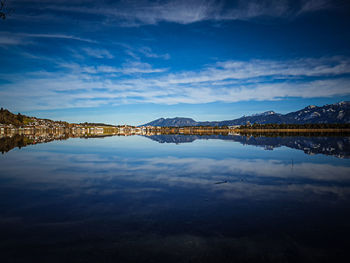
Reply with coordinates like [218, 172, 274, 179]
[0, 134, 350, 262]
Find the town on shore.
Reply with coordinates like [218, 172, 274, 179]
[2, 122, 350, 138]
[1, 106, 350, 137]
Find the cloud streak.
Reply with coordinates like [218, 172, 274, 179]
[0, 55, 349, 111]
[59, 61, 168, 75]
[82, 47, 114, 59]
[0, 31, 96, 46]
[10, 0, 336, 26]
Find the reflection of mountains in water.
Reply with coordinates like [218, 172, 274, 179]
[145, 134, 350, 158]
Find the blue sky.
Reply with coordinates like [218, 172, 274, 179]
[1, 0, 350, 125]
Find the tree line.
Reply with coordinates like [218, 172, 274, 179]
[0, 108, 27, 126]
[238, 123, 350, 129]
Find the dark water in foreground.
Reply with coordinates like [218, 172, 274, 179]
[0, 134, 350, 262]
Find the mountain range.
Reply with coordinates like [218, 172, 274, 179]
[141, 101, 350, 127]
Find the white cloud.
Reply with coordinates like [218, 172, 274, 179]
[59, 61, 167, 75]
[119, 61, 168, 74]
[138, 47, 170, 60]
[0, 36, 23, 45]
[18, 33, 96, 43]
[22, 0, 334, 26]
[0, 31, 96, 46]
[0, 56, 349, 110]
[82, 47, 114, 59]
[299, 0, 331, 13]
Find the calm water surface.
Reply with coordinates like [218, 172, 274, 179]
[0, 134, 350, 262]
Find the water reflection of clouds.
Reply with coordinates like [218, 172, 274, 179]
[1, 150, 350, 201]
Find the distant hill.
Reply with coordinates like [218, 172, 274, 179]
[0, 108, 115, 127]
[141, 101, 350, 127]
[0, 108, 71, 127]
[144, 117, 198, 127]
[0, 108, 31, 126]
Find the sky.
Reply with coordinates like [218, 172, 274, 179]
[1, 0, 350, 125]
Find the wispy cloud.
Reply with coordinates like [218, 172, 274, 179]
[17, 32, 96, 43]
[117, 44, 171, 60]
[118, 61, 168, 74]
[299, 0, 331, 13]
[82, 47, 114, 59]
[0, 56, 349, 110]
[138, 47, 170, 60]
[59, 61, 168, 75]
[11, 0, 336, 26]
[0, 31, 96, 46]
[0, 35, 24, 45]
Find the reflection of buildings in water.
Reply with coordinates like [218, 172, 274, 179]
[264, 145, 274, 150]
[0, 133, 68, 154]
[117, 126, 160, 136]
[0, 127, 111, 154]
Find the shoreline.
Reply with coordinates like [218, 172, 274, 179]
[235, 128, 350, 133]
[1, 127, 350, 138]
